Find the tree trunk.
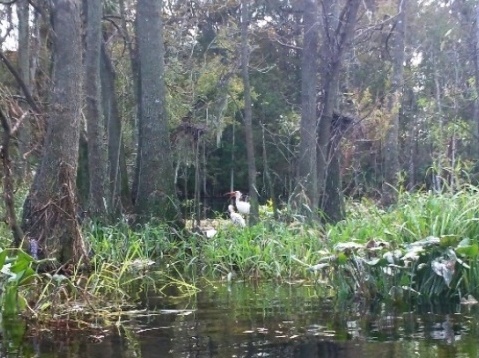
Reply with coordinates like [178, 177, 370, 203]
[119, 0, 142, 204]
[473, 2, 479, 169]
[241, 0, 259, 224]
[22, 0, 87, 265]
[317, 0, 360, 220]
[324, 139, 343, 223]
[383, 0, 407, 206]
[15, 0, 31, 180]
[83, 0, 108, 218]
[134, 0, 179, 223]
[297, 0, 319, 218]
[101, 44, 132, 216]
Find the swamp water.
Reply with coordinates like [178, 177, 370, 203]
[3, 282, 479, 357]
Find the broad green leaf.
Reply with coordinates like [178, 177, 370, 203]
[456, 244, 479, 258]
[10, 252, 33, 274]
[18, 267, 35, 286]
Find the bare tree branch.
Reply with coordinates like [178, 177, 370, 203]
[0, 50, 41, 114]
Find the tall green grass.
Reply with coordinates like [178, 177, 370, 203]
[191, 222, 324, 280]
[329, 187, 479, 245]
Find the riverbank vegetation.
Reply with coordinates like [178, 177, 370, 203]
[1, 185, 479, 331]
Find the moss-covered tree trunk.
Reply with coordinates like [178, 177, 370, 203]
[134, 0, 179, 222]
[21, 0, 87, 265]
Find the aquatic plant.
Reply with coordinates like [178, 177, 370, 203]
[308, 234, 479, 303]
[0, 248, 38, 316]
[308, 188, 479, 303]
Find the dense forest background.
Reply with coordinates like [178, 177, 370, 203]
[0, 0, 479, 262]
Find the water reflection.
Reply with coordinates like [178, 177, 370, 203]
[3, 282, 479, 357]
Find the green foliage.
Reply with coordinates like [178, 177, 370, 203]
[314, 189, 479, 303]
[0, 222, 187, 328]
[86, 221, 174, 262]
[314, 234, 479, 304]
[150, 189, 479, 305]
[2, 188, 479, 328]
[162, 220, 325, 281]
[0, 248, 37, 317]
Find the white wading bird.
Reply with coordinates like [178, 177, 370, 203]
[228, 204, 246, 227]
[227, 190, 250, 216]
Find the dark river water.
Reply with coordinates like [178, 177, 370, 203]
[3, 282, 479, 357]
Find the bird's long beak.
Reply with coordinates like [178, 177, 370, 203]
[224, 191, 236, 198]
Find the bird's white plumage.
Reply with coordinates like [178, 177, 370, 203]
[232, 191, 250, 215]
[228, 204, 246, 227]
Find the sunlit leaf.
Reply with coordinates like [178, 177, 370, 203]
[456, 244, 479, 259]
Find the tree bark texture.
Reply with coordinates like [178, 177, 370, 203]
[101, 44, 132, 216]
[134, 0, 179, 222]
[121, 0, 142, 204]
[473, 2, 479, 167]
[16, 0, 31, 180]
[383, 0, 407, 206]
[241, 0, 259, 224]
[297, 0, 319, 217]
[84, 0, 108, 218]
[317, 0, 360, 221]
[21, 0, 87, 265]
